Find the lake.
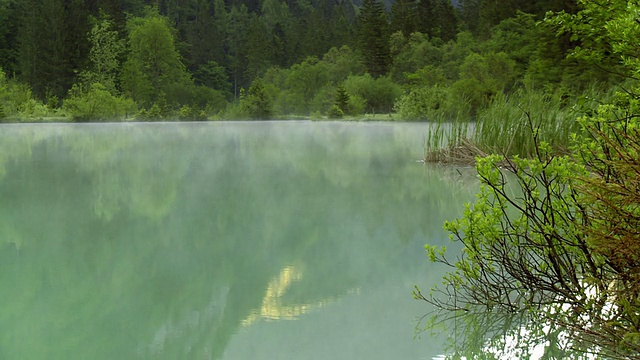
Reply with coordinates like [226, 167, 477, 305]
[0, 121, 478, 359]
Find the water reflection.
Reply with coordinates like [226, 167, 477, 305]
[242, 265, 344, 326]
[0, 122, 478, 359]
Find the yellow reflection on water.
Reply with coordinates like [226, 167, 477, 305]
[242, 265, 341, 327]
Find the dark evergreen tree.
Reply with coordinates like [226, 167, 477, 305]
[334, 82, 349, 112]
[432, 0, 458, 42]
[194, 60, 232, 97]
[301, 0, 334, 58]
[416, 0, 436, 37]
[458, 0, 479, 34]
[245, 15, 274, 79]
[357, 0, 390, 77]
[182, 0, 224, 73]
[389, 0, 418, 37]
[17, 0, 92, 100]
[261, 0, 294, 67]
[0, 0, 19, 75]
[416, 0, 458, 42]
[328, 3, 357, 53]
[226, 4, 251, 98]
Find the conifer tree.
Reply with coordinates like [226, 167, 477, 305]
[390, 0, 418, 37]
[417, 0, 458, 42]
[334, 82, 349, 113]
[357, 0, 390, 77]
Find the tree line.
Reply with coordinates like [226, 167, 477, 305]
[0, 0, 605, 121]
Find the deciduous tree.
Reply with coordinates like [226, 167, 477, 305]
[121, 9, 192, 106]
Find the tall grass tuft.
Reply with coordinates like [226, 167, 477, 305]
[474, 89, 580, 158]
[422, 87, 599, 163]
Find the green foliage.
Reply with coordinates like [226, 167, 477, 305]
[0, 0, 627, 122]
[241, 78, 273, 119]
[416, 0, 459, 42]
[80, 15, 124, 94]
[389, 0, 418, 37]
[163, 82, 227, 114]
[16, 0, 92, 100]
[0, 67, 6, 120]
[481, 12, 538, 74]
[420, 100, 640, 357]
[334, 83, 349, 113]
[453, 52, 518, 114]
[574, 89, 640, 316]
[286, 56, 329, 110]
[0, 67, 55, 120]
[549, 0, 635, 77]
[321, 46, 365, 83]
[178, 105, 208, 121]
[394, 85, 462, 121]
[344, 74, 402, 114]
[309, 84, 337, 115]
[419, 2, 640, 356]
[346, 94, 367, 116]
[474, 89, 579, 157]
[357, 0, 390, 77]
[64, 83, 136, 122]
[121, 10, 192, 107]
[418, 138, 604, 357]
[261, 46, 364, 116]
[389, 32, 444, 84]
[194, 61, 232, 98]
[327, 104, 344, 118]
[137, 100, 170, 121]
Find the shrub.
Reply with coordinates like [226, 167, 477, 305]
[394, 85, 457, 121]
[346, 94, 367, 116]
[64, 83, 137, 122]
[310, 84, 336, 115]
[327, 104, 344, 118]
[241, 79, 273, 120]
[344, 74, 402, 113]
[178, 105, 207, 121]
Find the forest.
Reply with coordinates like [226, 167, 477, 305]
[0, 0, 605, 122]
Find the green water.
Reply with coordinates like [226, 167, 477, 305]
[0, 121, 477, 359]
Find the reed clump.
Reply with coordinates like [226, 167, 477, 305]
[422, 86, 612, 164]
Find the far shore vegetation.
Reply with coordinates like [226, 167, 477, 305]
[0, 1, 613, 144]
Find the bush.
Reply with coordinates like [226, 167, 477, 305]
[241, 79, 273, 120]
[394, 85, 458, 121]
[220, 101, 250, 120]
[344, 74, 402, 113]
[0, 71, 53, 119]
[164, 83, 227, 114]
[310, 84, 336, 115]
[327, 104, 344, 118]
[64, 83, 137, 122]
[136, 100, 169, 121]
[346, 94, 367, 116]
[178, 105, 207, 121]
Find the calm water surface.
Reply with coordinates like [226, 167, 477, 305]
[0, 121, 477, 359]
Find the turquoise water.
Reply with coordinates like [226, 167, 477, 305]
[0, 121, 477, 359]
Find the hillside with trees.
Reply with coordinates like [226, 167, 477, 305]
[0, 0, 620, 122]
